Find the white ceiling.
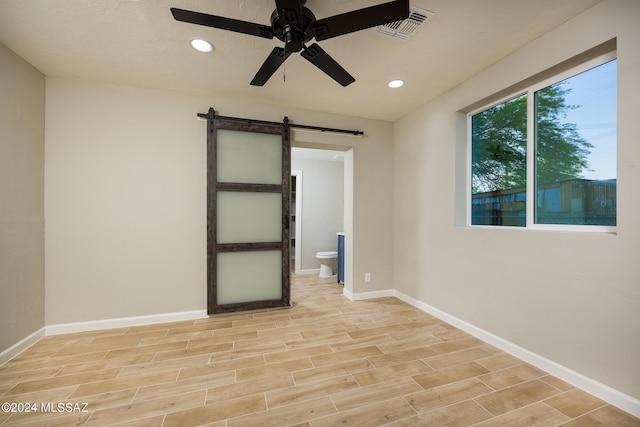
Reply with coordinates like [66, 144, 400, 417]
[0, 0, 601, 121]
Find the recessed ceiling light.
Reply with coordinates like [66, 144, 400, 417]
[189, 38, 213, 53]
[388, 79, 405, 88]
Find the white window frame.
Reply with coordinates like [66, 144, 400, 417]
[467, 51, 617, 233]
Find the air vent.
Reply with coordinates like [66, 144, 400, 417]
[376, 6, 434, 41]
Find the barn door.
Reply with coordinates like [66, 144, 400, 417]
[206, 108, 290, 314]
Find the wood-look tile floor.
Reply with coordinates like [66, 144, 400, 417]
[1, 275, 639, 426]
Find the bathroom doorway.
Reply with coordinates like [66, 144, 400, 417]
[291, 147, 348, 277]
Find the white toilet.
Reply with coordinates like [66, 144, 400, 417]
[316, 251, 338, 277]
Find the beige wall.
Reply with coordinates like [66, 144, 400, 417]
[44, 78, 394, 324]
[0, 44, 45, 351]
[394, 0, 640, 401]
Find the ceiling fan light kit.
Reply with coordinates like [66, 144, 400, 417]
[171, 0, 410, 87]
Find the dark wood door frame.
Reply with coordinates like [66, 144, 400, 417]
[205, 108, 291, 314]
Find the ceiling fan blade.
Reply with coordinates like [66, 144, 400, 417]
[312, 0, 409, 41]
[170, 8, 274, 39]
[300, 43, 355, 87]
[250, 47, 293, 86]
[274, 0, 303, 25]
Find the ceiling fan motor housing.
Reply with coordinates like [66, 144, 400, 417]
[270, 7, 316, 52]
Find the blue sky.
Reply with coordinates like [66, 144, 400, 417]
[560, 59, 617, 180]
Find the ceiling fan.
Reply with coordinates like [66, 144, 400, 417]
[170, 0, 409, 87]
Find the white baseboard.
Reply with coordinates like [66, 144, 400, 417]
[0, 327, 46, 367]
[1, 310, 208, 366]
[348, 288, 640, 418]
[343, 288, 394, 301]
[44, 310, 208, 336]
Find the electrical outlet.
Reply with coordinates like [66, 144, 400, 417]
[364, 272, 371, 283]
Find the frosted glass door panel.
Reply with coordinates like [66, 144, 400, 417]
[217, 130, 282, 184]
[217, 251, 282, 304]
[217, 192, 282, 243]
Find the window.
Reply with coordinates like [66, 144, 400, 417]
[469, 52, 617, 231]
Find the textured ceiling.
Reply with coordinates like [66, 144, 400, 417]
[0, 0, 601, 121]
